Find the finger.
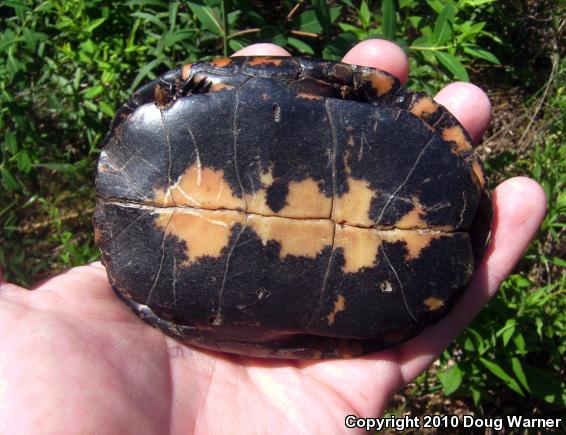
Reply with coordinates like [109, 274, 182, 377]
[393, 177, 546, 382]
[435, 82, 492, 143]
[231, 43, 291, 57]
[342, 39, 409, 84]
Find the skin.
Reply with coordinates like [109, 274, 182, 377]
[0, 40, 546, 434]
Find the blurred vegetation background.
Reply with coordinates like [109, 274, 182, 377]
[0, 0, 564, 429]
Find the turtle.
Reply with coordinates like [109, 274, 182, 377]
[94, 56, 492, 359]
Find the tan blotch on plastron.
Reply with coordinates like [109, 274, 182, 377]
[424, 297, 445, 311]
[248, 58, 283, 67]
[395, 196, 428, 229]
[154, 209, 245, 265]
[333, 177, 377, 227]
[394, 196, 454, 231]
[327, 295, 346, 325]
[442, 125, 472, 155]
[154, 164, 245, 211]
[247, 177, 332, 219]
[381, 230, 444, 261]
[247, 215, 333, 259]
[366, 71, 395, 96]
[410, 96, 439, 118]
[335, 225, 381, 273]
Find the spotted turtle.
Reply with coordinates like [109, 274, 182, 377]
[94, 57, 492, 358]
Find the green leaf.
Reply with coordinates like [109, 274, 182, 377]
[5, 132, 18, 155]
[131, 12, 167, 31]
[551, 256, 566, 267]
[523, 365, 566, 405]
[329, 6, 342, 23]
[434, 51, 469, 81]
[410, 35, 433, 49]
[187, 2, 223, 35]
[125, 0, 167, 6]
[165, 30, 196, 46]
[322, 32, 358, 60]
[311, 0, 331, 34]
[85, 17, 106, 33]
[497, 318, 516, 347]
[83, 86, 104, 99]
[359, 0, 371, 28]
[287, 37, 315, 55]
[228, 38, 245, 52]
[15, 152, 31, 173]
[438, 364, 462, 395]
[381, 0, 396, 40]
[271, 32, 288, 47]
[99, 101, 115, 118]
[130, 58, 161, 90]
[0, 167, 20, 191]
[510, 357, 530, 393]
[433, 5, 455, 45]
[464, 45, 500, 64]
[513, 332, 526, 353]
[426, 0, 445, 13]
[470, 387, 482, 406]
[0, 33, 19, 53]
[297, 10, 322, 34]
[479, 358, 524, 396]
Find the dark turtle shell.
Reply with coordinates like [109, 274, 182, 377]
[94, 56, 492, 359]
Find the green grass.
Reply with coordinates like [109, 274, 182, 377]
[1, 0, 564, 425]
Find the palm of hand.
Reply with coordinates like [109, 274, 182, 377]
[1, 264, 404, 433]
[0, 41, 546, 435]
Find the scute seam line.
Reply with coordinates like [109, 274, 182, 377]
[99, 197, 464, 234]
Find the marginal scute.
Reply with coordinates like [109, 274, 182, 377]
[410, 96, 439, 118]
[154, 209, 245, 265]
[366, 71, 395, 96]
[211, 58, 232, 68]
[247, 214, 333, 259]
[471, 160, 487, 189]
[442, 125, 472, 155]
[248, 57, 283, 66]
[154, 164, 245, 211]
[181, 64, 192, 80]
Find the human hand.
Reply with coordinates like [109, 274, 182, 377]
[0, 40, 546, 434]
